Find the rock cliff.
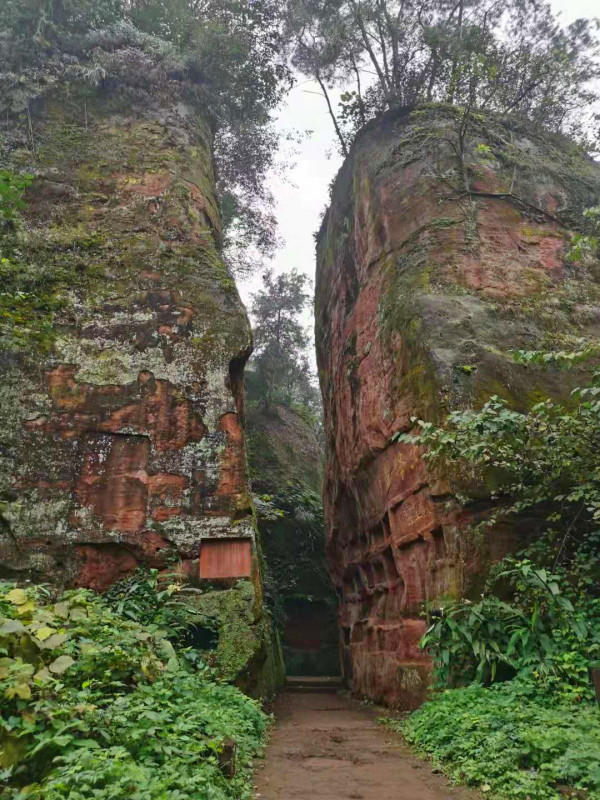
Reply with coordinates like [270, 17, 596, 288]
[0, 79, 281, 695]
[315, 105, 600, 707]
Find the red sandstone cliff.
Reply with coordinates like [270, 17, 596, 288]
[315, 105, 600, 707]
[0, 85, 256, 590]
[0, 73, 284, 694]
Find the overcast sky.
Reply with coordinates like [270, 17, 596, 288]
[238, 0, 600, 352]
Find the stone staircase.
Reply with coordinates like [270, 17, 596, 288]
[285, 676, 344, 693]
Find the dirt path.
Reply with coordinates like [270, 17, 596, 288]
[254, 689, 479, 800]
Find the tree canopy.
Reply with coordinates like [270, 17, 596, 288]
[286, 0, 600, 153]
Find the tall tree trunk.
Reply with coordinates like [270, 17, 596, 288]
[348, 0, 393, 107]
[316, 73, 349, 157]
[351, 56, 367, 126]
[446, 0, 464, 104]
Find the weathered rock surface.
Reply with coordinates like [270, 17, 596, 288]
[0, 82, 281, 695]
[246, 401, 338, 675]
[316, 105, 600, 707]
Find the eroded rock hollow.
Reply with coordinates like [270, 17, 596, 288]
[316, 106, 600, 707]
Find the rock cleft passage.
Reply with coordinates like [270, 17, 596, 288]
[246, 402, 338, 675]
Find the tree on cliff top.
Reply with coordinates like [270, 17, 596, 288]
[285, 0, 600, 153]
[0, 0, 291, 273]
[248, 269, 321, 415]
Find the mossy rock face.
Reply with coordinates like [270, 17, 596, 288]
[315, 103, 600, 707]
[191, 579, 285, 696]
[0, 82, 282, 697]
[246, 403, 322, 495]
[246, 403, 339, 676]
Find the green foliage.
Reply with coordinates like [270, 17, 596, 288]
[245, 402, 335, 673]
[192, 581, 266, 683]
[396, 356, 600, 697]
[568, 206, 600, 265]
[422, 559, 600, 699]
[252, 480, 338, 676]
[102, 568, 205, 636]
[0, 256, 65, 352]
[0, 172, 33, 224]
[509, 340, 598, 367]
[0, 0, 290, 274]
[390, 679, 600, 800]
[393, 334, 600, 798]
[256, 482, 329, 627]
[395, 372, 600, 569]
[0, 579, 267, 799]
[0, 171, 66, 351]
[287, 0, 600, 153]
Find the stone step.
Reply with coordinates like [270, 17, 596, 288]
[285, 675, 344, 693]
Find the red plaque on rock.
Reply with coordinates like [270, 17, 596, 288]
[199, 538, 252, 579]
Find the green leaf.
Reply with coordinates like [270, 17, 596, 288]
[33, 667, 52, 683]
[39, 632, 67, 650]
[5, 683, 31, 700]
[5, 589, 27, 606]
[34, 626, 55, 642]
[16, 601, 35, 616]
[0, 619, 26, 635]
[53, 602, 70, 619]
[48, 655, 75, 675]
[0, 657, 15, 678]
[69, 607, 87, 622]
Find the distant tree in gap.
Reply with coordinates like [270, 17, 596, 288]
[248, 269, 321, 416]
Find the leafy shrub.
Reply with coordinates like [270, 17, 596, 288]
[0, 172, 32, 224]
[396, 371, 600, 577]
[393, 680, 600, 800]
[0, 0, 289, 274]
[0, 580, 267, 799]
[102, 568, 210, 639]
[423, 559, 600, 700]
[392, 352, 600, 799]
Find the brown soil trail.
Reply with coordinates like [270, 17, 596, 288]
[254, 689, 480, 800]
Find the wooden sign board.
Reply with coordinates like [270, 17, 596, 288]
[199, 538, 252, 579]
